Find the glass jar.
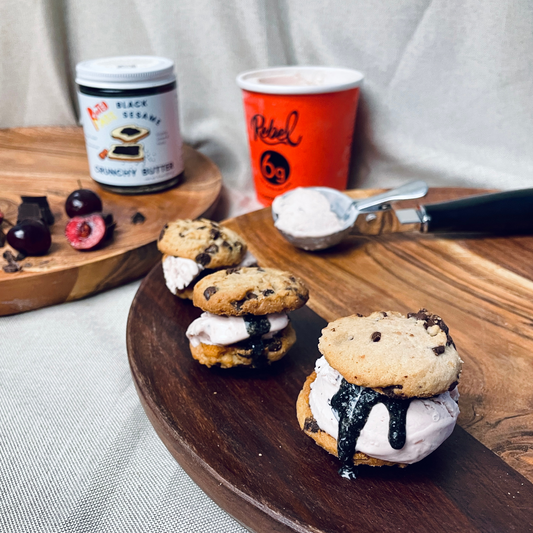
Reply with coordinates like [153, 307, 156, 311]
[76, 56, 184, 194]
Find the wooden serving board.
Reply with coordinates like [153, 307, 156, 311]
[0, 127, 222, 316]
[127, 265, 533, 533]
[127, 187, 533, 532]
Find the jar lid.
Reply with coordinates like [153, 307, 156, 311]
[76, 56, 176, 89]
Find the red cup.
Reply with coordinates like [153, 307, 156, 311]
[237, 66, 364, 206]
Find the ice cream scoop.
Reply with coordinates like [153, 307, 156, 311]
[271, 181, 428, 250]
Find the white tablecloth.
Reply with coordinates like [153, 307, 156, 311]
[0, 281, 248, 533]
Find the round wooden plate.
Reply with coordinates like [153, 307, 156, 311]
[0, 127, 222, 315]
[127, 188, 533, 532]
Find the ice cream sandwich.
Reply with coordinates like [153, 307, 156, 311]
[186, 267, 309, 368]
[297, 310, 463, 478]
[158, 218, 248, 299]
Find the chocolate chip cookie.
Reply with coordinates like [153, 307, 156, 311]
[158, 218, 247, 269]
[318, 310, 463, 398]
[192, 267, 309, 316]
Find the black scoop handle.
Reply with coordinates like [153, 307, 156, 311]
[424, 189, 533, 234]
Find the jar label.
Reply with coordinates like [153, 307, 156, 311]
[77, 88, 184, 186]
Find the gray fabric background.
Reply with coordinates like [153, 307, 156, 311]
[1, 0, 532, 198]
[1, 1, 533, 531]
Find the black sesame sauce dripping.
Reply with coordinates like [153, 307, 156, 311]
[331, 379, 411, 479]
[241, 316, 271, 367]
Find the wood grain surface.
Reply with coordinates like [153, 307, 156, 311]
[0, 127, 222, 315]
[224, 187, 533, 484]
[127, 263, 533, 533]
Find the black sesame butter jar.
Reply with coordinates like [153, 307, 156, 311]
[76, 56, 184, 194]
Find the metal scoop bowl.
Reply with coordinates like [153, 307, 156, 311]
[271, 181, 429, 251]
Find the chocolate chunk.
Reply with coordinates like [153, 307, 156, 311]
[371, 332, 381, 342]
[246, 292, 257, 300]
[304, 417, 320, 433]
[262, 289, 274, 296]
[448, 381, 459, 391]
[204, 244, 219, 254]
[408, 308, 456, 349]
[225, 267, 240, 275]
[195, 253, 211, 266]
[210, 229, 221, 240]
[407, 308, 429, 321]
[2, 263, 20, 273]
[221, 240, 231, 248]
[17, 203, 43, 224]
[432, 345, 445, 356]
[203, 286, 217, 300]
[131, 212, 146, 224]
[21, 196, 54, 225]
[356, 313, 363, 317]
[3, 250, 17, 263]
[382, 312, 388, 317]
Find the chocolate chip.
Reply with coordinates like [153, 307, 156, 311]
[297, 293, 307, 302]
[267, 339, 282, 352]
[246, 292, 257, 299]
[356, 313, 363, 317]
[256, 267, 265, 272]
[381, 385, 403, 397]
[371, 332, 381, 342]
[221, 240, 231, 248]
[131, 212, 146, 224]
[204, 244, 219, 254]
[226, 267, 240, 275]
[232, 298, 246, 311]
[304, 417, 320, 433]
[432, 345, 445, 355]
[195, 253, 211, 266]
[203, 286, 217, 300]
[382, 312, 388, 317]
[210, 229, 220, 240]
[262, 289, 274, 296]
[448, 381, 459, 391]
[289, 276, 296, 282]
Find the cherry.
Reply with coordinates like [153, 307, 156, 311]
[6, 219, 52, 256]
[65, 188, 103, 218]
[65, 214, 110, 250]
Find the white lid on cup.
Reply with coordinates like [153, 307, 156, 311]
[76, 56, 176, 90]
[236, 66, 364, 95]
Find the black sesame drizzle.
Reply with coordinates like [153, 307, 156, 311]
[240, 316, 272, 368]
[331, 379, 411, 479]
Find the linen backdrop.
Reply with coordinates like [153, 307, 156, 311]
[1, 0, 532, 214]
